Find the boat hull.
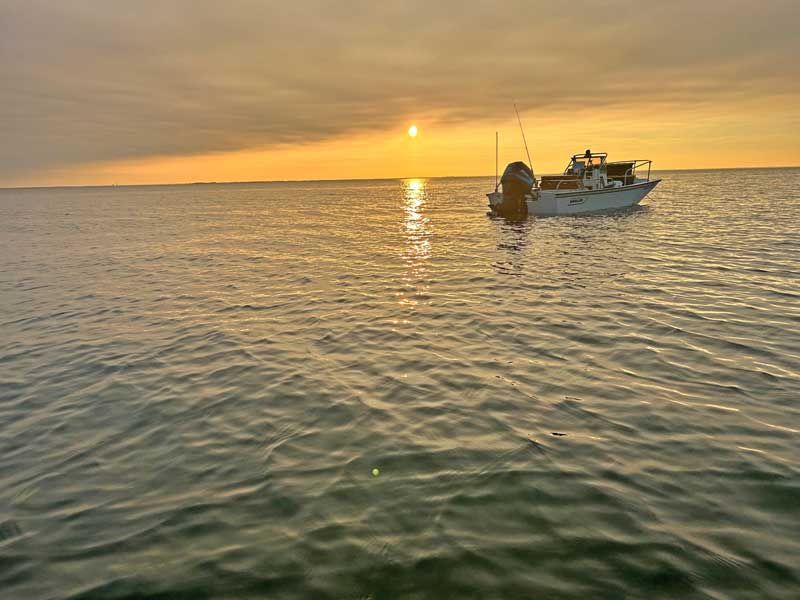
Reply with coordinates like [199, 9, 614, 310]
[488, 179, 659, 217]
[530, 179, 660, 216]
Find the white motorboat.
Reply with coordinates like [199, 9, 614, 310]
[487, 150, 660, 217]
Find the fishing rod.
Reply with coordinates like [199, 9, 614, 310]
[514, 103, 534, 179]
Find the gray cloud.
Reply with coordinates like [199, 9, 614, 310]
[1, 0, 798, 180]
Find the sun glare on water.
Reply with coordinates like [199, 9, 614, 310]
[408, 125, 418, 138]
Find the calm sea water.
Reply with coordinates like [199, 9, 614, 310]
[1, 170, 799, 599]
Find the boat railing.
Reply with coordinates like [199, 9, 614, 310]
[622, 160, 652, 182]
[604, 159, 652, 185]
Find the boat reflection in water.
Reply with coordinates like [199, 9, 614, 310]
[490, 214, 532, 277]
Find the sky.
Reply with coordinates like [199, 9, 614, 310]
[1, 0, 799, 187]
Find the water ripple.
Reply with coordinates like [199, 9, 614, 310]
[1, 172, 799, 598]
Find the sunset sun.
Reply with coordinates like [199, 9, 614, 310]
[408, 125, 418, 138]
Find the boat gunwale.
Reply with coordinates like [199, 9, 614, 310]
[550, 179, 660, 198]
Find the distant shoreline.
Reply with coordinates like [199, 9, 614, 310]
[2, 165, 799, 192]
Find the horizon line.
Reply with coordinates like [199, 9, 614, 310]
[2, 164, 799, 192]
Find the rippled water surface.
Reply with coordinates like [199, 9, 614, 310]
[2, 170, 800, 599]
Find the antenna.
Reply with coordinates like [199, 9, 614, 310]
[495, 131, 499, 192]
[514, 103, 534, 178]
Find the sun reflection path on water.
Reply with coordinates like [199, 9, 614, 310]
[398, 178, 432, 309]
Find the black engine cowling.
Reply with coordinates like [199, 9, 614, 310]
[496, 161, 534, 217]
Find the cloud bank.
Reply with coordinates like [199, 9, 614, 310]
[1, 0, 798, 182]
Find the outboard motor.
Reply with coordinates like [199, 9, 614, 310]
[497, 161, 534, 217]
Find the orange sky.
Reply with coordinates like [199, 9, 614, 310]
[22, 99, 799, 187]
[2, 1, 799, 187]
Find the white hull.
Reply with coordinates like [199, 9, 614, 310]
[532, 179, 660, 215]
[487, 179, 659, 216]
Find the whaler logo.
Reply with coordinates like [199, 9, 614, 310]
[569, 198, 585, 205]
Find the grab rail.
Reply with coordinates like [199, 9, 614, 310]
[613, 159, 652, 182]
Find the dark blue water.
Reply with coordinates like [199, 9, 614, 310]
[1, 170, 799, 599]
